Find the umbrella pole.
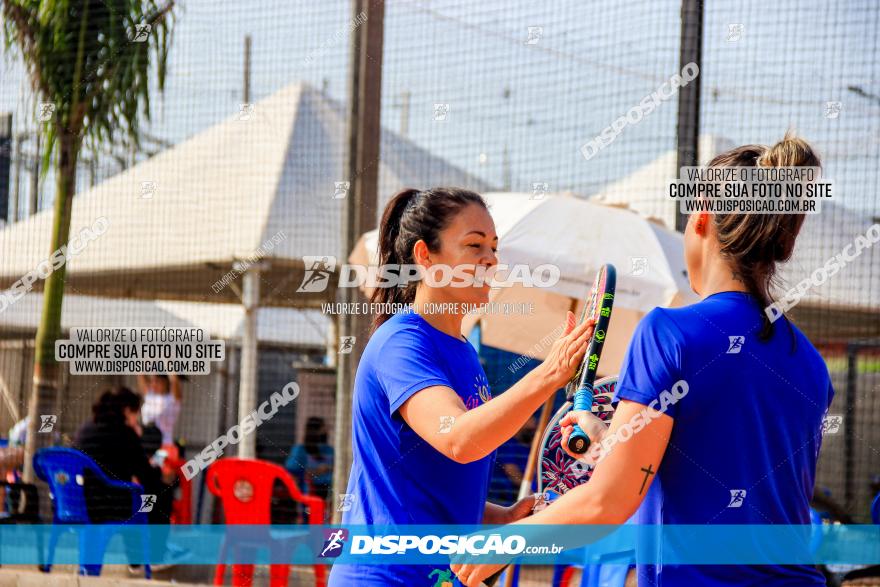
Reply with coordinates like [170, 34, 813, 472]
[506, 299, 576, 587]
[502, 391, 554, 587]
[237, 265, 260, 459]
[517, 394, 554, 501]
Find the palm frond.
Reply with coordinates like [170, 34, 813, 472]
[2, 0, 176, 160]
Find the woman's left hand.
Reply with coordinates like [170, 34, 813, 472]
[451, 562, 506, 587]
[537, 312, 596, 390]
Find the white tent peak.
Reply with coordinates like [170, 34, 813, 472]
[591, 134, 735, 228]
[0, 80, 490, 285]
[587, 135, 879, 314]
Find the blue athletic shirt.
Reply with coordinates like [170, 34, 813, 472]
[616, 291, 833, 586]
[328, 310, 495, 587]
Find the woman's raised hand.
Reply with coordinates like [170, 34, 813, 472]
[537, 311, 595, 390]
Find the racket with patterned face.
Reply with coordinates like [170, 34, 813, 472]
[538, 375, 619, 497]
[479, 377, 620, 587]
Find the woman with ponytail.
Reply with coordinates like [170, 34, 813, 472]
[328, 187, 597, 586]
[454, 135, 834, 587]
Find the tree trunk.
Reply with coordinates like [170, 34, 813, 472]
[21, 131, 79, 483]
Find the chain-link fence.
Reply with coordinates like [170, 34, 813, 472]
[0, 2, 878, 579]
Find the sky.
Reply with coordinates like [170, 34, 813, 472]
[1, 0, 878, 217]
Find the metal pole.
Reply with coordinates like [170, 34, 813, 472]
[519, 396, 553, 503]
[235, 35, 258, 460]
[244, 35, 252, 105]
[0, 114, 11, 222]
[674, 0, 703, 233]
[11, 134, 23, 222]
[333, 0, 364, 523]
[327, 314, 339, 368]
[400, 90, 410, 137]
[844, 345, 857, 510]
[333, 0, 384, 523]
[29, 132, 40, 216]
[237, 268, 260, 459]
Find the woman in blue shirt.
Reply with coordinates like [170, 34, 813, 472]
[328, 188, 596, 586]
[454, 136, 835, 586]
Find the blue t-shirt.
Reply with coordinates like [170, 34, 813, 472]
[616, 292, 833, 586]
[329, 311, 495, 586]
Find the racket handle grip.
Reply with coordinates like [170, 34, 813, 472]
[567, 425, 591, 454]
[566, 385, 594, 454]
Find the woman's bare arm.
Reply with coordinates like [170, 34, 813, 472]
[398, 313, 594, 464]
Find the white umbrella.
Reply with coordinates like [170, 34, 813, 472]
[350, 191, 697, 374]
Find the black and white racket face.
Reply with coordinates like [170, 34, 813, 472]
[538, 376, 618, 497]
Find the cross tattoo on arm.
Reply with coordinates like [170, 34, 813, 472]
[639, 464, 655, 495]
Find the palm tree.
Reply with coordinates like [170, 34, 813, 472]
[1, 0, 175, 481]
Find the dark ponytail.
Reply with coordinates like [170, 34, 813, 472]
[371, 187, 487, 331]
[708, 133, 821, 340]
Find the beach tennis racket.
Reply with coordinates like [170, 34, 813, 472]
[566, 264, 616, 454]
[479, 377, 620, 587]
[480, 267, 616, 586]
[539, 375, 619, 495]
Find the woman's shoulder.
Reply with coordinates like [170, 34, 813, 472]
[637, 306, 688, 341]
[367, 311, 432, 350]
[639, 295, 750, 343]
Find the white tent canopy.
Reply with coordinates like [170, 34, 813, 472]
[0, 292, 330, 349]
[0, 81, 489, 307]
[592, 135, 735, 228]
[590, 136, 879, 338]
[0, 81, 488, 457]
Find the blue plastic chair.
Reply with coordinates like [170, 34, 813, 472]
[33, 447, 152, 578]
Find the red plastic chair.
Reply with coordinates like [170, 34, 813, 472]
[207, 458, 326, 587]
[159, 444, 192, 525]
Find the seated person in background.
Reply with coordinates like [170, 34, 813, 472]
[489, 417, 535, 505]
[3, 416, 28, 483]
[285, 417, 334, 499]
[137, 373, 182, 457]
[8, 417, 28, 449]
[74, 386, 177, 569]
[1, 421, 26, 515]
